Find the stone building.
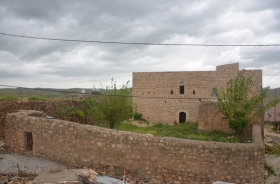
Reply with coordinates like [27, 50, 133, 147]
[132, 63, 262, 129]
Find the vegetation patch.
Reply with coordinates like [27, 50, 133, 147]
[265, 162, 276, 176]
[0, 96, 19, 102]
[265, 144, 280, 156]
[27, 96, 46, 101]
[114, 122, 248, 143]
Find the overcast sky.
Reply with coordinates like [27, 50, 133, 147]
[0, 0, 279, 89]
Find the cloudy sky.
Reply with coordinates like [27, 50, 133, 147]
[0, 0, 279, 89]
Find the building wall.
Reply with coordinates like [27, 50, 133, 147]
[5, 110, 264, 184]
[264, 101, 280, 122]
[133, 63, 262, 125]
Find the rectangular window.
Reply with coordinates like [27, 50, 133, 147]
[180, 86, 184, 94]
[212, 87, 217, 97]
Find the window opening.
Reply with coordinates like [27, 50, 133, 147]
[26, 132, 33, 150]
[193, 90, 195, 94]
[212, 87, 217, 97]
[171, 90, 173, 94]
[180, 86, 184, 94]
[222, 117, 228, 124]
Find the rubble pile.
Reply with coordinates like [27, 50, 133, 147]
[0, 172, 38, 184]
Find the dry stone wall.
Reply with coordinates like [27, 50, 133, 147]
[0, 100, 78, 139]
[5, 110, 264, 184]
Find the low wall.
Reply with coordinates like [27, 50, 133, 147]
[0, 100, 78, 139]
[5, 110, 264, 184]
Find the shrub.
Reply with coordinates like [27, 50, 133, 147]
[134, 112, 142, 120]
[27, 96, 45, 101]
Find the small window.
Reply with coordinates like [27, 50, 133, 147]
[193, 90, 195, 95]
[180, 86, 184, 94]
[222, 117, 228, 124]
[212, 88, 217, 97]
[171, 90, 173, 94]
[199, 98, 201, 101]
[26, 132, 33, 150]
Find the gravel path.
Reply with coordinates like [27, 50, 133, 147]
[0, 152, 68, 173]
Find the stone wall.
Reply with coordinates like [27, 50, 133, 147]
[198, 102, 232, 133]
[132, 63, 262, 126]
[0, 100, 78, 139]
[5, 110, 264, 184]
[198, 102, 264, 136]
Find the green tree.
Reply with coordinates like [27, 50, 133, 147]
[95, 78, 133, 129]
[78, 97, 98, 124]
[216, 71, 280, 143]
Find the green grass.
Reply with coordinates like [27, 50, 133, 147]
[0, 96, 20, 101]
[265, 144, 280, 156]
[27, 96, 46, 101]
[114, 122, 242, 143]
[265, 162, 276, 176]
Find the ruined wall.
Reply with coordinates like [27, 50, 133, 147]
[198, 102, 263, 136]
[133, 63, 262, 125]
[198, 102, 232, 133]
[5, 110, 264, 184]
[0, 100, 78, 139]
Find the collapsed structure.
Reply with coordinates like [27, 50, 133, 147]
[132, 63, 262, 132]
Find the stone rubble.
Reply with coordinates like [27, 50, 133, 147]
[0, 172, 38, 184]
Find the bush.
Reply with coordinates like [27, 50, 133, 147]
[134, 112, 142, 120]
[27, 96, 45, 101]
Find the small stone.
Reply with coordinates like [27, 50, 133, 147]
[264, 170, 268, 179]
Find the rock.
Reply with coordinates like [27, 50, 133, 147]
[265, 136, 273, 143]
[264, 170, 268, 179]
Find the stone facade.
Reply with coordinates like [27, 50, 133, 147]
[132, 63, 262, 127]
[5, 110, 264, 184]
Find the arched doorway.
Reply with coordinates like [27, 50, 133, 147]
[179, 112, 186, 123]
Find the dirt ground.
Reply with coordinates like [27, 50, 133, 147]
[264, 123, 280, 184]
[0, 152, 68, 173]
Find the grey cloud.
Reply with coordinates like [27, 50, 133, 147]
[0, 0, 280, 88]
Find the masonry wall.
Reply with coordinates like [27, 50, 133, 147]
[133, 63, 262, 125]
[0, 100, 78, 139]
[198, 102, 263, 136]
[5, 110, 264, 184]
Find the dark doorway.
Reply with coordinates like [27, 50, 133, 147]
[26, 132, 33, 150]
[179, 112, 186, 123]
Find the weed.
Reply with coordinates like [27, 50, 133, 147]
[265, 162, 276, 176]
[133, 112, 142, 120]
[265, 144, 280, 156]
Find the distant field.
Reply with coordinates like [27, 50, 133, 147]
[0, 87, 88, 100]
